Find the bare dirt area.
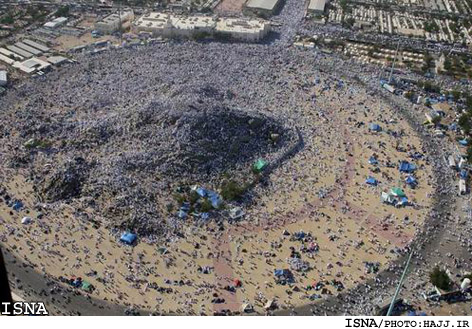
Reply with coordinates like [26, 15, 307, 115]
[0, 40, 437, 315]
[214, 0, 248, 14]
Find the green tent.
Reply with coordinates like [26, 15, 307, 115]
[158, 247, 168, 255]
[390, 187, 406, 197]
[81, 281, 92, 292]
[253, 159, 268, 173]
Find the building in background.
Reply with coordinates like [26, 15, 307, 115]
[134, 12, 270, 42]
[15, 42, 42, 56]
[216, 18, 270, 42]
[0, 48, 24, 61]
[0, 71, 7, 86]
[13, 58, 51, 75]
[244, 0, 283, 18]
[307, 0, 327, 15]
[134, 13, 174, 37]
[47, 56, 69, 66]
[94, 10, 135, 34]
[44, 17, 68, 29]
[6, 45, 33, 59]
[22, 39, 50, 53]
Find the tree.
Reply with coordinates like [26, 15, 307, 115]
[342, 17, 355, 28]
[220, 180, 246, 201]
[458, 113, 471, 134]
[467, 145, 472, 164]
[451, 90, 461, 101]
[55, 5, 70, 17]
[0, 14, 14, 25]
[431, 115, 441, 126]
[339, 0, 349, 11]
[430, 266, 452, 290]
[404, 91, 414, 100]
[200, 199, 213, 212]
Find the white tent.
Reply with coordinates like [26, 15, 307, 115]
[461, 278, 471, 290]
[21, 217, 32, 224]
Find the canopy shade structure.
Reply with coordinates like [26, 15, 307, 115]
[253, 158, 268, 173]
[368, 156, 378, 165]
[399, 161, 416, 173]
[120, 232, 137, 245]
[366, 176, 378, 186]
[369, 123, 381, 132]
[405, 175, 417, 185]
[390, 187, 406, 197]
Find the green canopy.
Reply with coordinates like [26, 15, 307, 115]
[390, 187, 406, 197]
[158, 247, 168, 255]
[253, 159, 268, 173]
[81, 281, 92, 292]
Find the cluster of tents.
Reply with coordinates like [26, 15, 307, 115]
[58, 275, 94, 293]
[381, 187, 409, 207]
[274, 269, 295, 285]
[176, 185, 222, 220]
[366, 159, 418, 207]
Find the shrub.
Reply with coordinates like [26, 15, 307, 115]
[188, 191, 199, 204]
[220, 180, 246, 201]
[173, 193, 186, 205]
[430, 266, 452, 291]
[200, 199, 213, 212]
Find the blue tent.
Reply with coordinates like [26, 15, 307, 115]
[196, 187, 207, 197]
[366, 176, 378, 186]
[399, 161, 416, 173]
[177, 210, 187, 219]
[120, 232, 137, 245]
[274, 269, 285, 277]
[368, 156, 378, 165]
[460, 170, 468, 179]
[405, 176, 417, 186]
[369, 123, 381, 132]
[207, 191, 222, 209]
[12, 200, 23, 211]
[410, 152, 423, 159]
[398, 197, 409, 206]
[274, 269, 293, 281]
[181, 202, 190, 211]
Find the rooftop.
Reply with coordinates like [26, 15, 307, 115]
[97, 10, 134, 25]
[47, 56, 68, 65]
[216, 18, 267, 33]
[23, 39, 50, 52]
[308, 0, 326, 11]
[173, 16, 216, 30]
[6, 45, 33, 58]
[135, 12, 269, 35]
[15, 42, 42, 56]
[0, 53, 15, 65]
[44, 17, 68, 28]
[246, 0, 280, 11]
[13, 57, 51, 74]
